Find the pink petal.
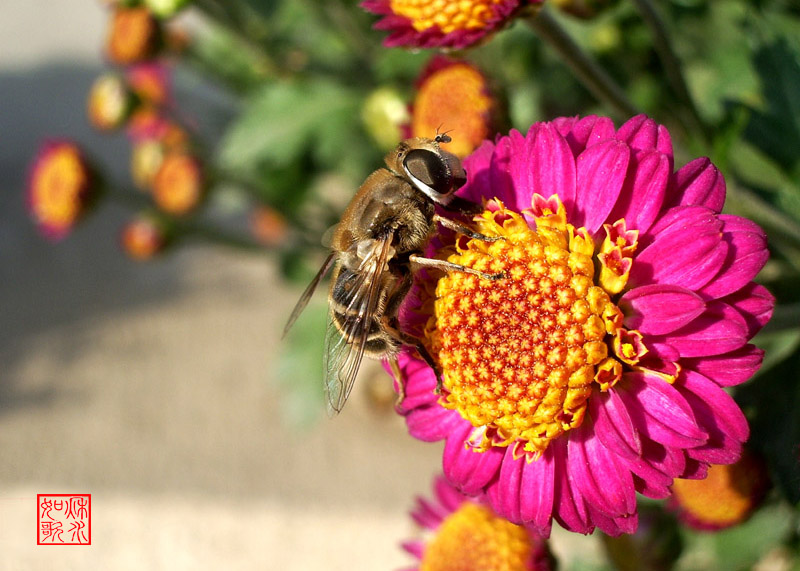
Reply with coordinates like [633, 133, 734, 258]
[551, 440, 592, 534]
[459, 139, 495, 205]
[724, 283, 775, 339]
[590, 507, 638, 536]
[432, 475, 467, 513]
[591, 391, 642, 461]
[411, 497, 448, 529]
[443, 425, 504, 495]
[523, 123, 577, 217]
[621, 372, 707, 448]
[615, 115, 672, 155]
[621, 284, 706, 335]
[568, 423, 636, 517]
[574, 139, 631, 233]
[487, 446, 524, 523]
[679, 370, 749, 464]
[487, 135, 520, 209]
[555, 115, 615, 155]
[681, 457, 709, 480]
[653, 300, 748, 358]
[682, 344, 765, 387]
[630, 208, 727, 291]
[607, 150, 670, 234]
[699, 215, 769, 299]
[670, 157, 726, 212]
[400, 540, 425, 560]
[406, 405, 463, 442]
[519, 448, 555, 535]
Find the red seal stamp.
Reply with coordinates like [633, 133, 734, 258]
[37, 494, 91, 545]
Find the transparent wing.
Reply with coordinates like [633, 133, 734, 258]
[323, 235, 394, 415]
[282, 253, 336, 338]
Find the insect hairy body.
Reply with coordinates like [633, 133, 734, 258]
[284, 135, 502, 415]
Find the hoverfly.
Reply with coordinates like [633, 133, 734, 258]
[283, 134, 502, 414]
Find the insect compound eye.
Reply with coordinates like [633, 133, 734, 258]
[403, 148, 452, 196]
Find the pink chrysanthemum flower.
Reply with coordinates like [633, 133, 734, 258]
[361, 0, 541, 50]
[26, 140, 99, 241]
[393, 115, 774, 537]
[402, 476, 554, 570]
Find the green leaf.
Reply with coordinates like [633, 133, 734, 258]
[743, 39, 800, 174]
[217, 79, 358, 172]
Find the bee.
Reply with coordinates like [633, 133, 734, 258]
[283, 134, 502, 414]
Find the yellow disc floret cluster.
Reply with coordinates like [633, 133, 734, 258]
[421, 503, 538, 571]
[390, 0, 506, 34]
[430, 196, 641, 456]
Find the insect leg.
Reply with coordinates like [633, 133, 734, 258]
[409, 254, 504, 281]
[433, 214, 504, 243]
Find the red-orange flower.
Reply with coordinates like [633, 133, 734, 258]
[152, 152, 204, 215]
[121, 214, 169, 260]
[362, 0, 540, 49]
[106, 7, 161, 65]
[410, 56, 501, 158]
[26, 140, 99, 241]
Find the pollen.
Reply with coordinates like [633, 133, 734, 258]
[431, 198, 643, 455]
[420, 502, 539, 571]
[390, 0, 506, 34]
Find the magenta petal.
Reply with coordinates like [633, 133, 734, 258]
[568, 423, 636, 517]
[699, 215, 769, 299]
[519, 449, 555, 534]
[682, 344, 765, 387]
[551, 440, 592, 533]
[630, 208, 727, 291]
[406, 405, 463, 442]
[724, 283, 775, 339]
[443, 425, 504, 495]
[524, 123, 577, 217]
[679, 370, 748, 464]
[628, 455, 674, 499]
[574, 139, 631, 233]
[670, 157, 726, 212]
[411, 497, 448, 529]
[486, 135, 522, 210]
[622, 372, 707, 448]
[433, 475, 467, 512]
[614, 115, 673, 165]
[459, 139, 495, 205]
[621, 284, 706, 335]
[681, 457, 709, 480]
[401, 540, 425, 560]
[654, 300, 748, 358]
[608, 150, 670, 234]
[591, 391, 641, 461]
[556, 115, 615, 155]
[486, 446, 524, 523]
[590, 507, 639, 537]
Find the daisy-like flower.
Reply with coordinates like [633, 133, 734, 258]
[26, 140, 99, 241]
[120, 213, 170, 260]
[362, 0, 540, 50]
[403, 475, 554, 570]
[409, 56, 501, 158]
[394, 115, 773, 537]
[669, 450, 770, 530]
[152, 152, 204, 215]
[125, 63, 172, 107]
[106, 6, 161, 65]
[87, 74, 137, 131]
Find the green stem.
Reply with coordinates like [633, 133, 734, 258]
[524, 7, 640, 119]
[630, 0, 709, 143]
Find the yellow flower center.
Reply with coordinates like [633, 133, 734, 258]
[413, 63, 493, 158]
[31, 146, 89, 230]
[430, 196, 646, 455]
[390, 0, 505, 34]
[420, 503, 537, 571]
